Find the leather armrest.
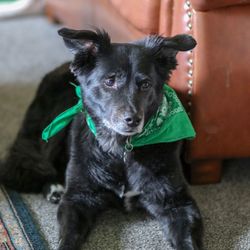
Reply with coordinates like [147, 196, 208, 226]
[190, 0, 250, 11]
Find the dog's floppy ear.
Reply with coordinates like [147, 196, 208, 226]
[136, 34, 196, 79]
[58, 28, 111, 55]
[141, 34, 196, 55]
[161, 34, 196, 53]
[58, 28, 111, 75]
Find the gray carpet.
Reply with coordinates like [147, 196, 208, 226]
[1, 16, 250, 250]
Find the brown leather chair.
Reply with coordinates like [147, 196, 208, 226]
[45, 0, 250, 184]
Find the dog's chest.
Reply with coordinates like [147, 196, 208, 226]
[106, 156, 143, 198]
[88, 139, 142, 199]
[93, 154, 128, 192]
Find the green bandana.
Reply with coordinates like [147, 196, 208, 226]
[42, 83, 196, 150]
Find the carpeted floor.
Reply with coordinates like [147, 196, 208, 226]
[0, 16, 250, 250]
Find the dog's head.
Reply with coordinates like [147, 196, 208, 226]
[58, 28, 196, 136]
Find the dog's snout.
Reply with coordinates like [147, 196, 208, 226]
[124, 114, 142, 127]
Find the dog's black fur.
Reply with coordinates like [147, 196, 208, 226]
[0, 28, 203, 250]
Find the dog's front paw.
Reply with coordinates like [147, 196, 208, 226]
[58, 242, 70, 250]
[58, 238, 81, 250]
[170, 240, 200, 250]
[43, 183, 65, 204]
[58, 239, 68, 250]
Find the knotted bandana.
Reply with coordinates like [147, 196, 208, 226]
[42, 83, 196, 150]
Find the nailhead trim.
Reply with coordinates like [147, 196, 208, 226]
[185, 0, 194, 116]
[186, 1, 191, 7]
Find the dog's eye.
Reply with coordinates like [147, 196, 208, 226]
[140, 81, 152, 91]
[104, 75, 116, 88]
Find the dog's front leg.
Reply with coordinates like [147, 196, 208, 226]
[127, 144, 203, 250]
[142, 190, 203, 250]
[138, 180, 202, 249]
[57, 196, 107, 250]
[57, 188, 113, 250]
[57, 198, 97, 250]
[56, 157, 114, 250]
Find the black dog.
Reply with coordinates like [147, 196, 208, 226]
[0, 28, 203, 250]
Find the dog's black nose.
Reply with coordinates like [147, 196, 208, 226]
[124, 114, 142, 127]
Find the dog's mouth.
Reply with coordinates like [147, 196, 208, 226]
[103, 119, 144, 136]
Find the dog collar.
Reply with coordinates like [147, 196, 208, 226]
[42, 83, 196, 149]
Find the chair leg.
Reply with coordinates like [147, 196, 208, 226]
[186, 160, 222, 185]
